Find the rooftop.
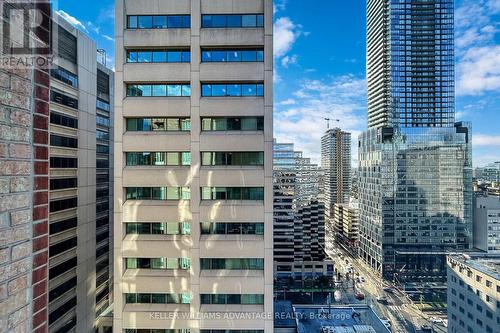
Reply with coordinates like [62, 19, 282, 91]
[274, 303, 390, 333]
[449, 253, 500, 281]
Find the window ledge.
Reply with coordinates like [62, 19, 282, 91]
[124, 234, 192, 242]
[123, 269, 190, 278]
[200, 270, 264, 278]
[200, 235, 264, 242]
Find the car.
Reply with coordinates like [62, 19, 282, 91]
[383, 287, 393, 293]
[359, 276, 365, 282]
[380, 318, 391, 330]
[355, 292, 365, 300]
[430, 317, 443, 324]
[377, 295, 388, 303]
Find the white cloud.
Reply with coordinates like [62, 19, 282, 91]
[273, 17, 303, 58]
[278, 99, 296, 106]
[457, 45, 500, 95]
[455, 0, 500, 95]
[103, 35, 114, 42]
[473, 134, 500, 147]
[281, 54, 298, 68]
[56, 10, 88, 33]
[274, 75, 367, 164]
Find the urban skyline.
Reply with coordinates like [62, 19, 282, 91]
[55, 0, 500, 167]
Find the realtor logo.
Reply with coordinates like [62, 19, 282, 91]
[1, 0, 53, 68]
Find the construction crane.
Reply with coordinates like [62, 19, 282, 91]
[324, 118, 340, 129]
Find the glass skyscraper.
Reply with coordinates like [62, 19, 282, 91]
[360, 0, 472, 296]
[367, 0, 455, 128]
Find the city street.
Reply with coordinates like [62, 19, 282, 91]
[330, 243, 448, 333]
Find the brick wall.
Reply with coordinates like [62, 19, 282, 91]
[0, 67, 34, 332]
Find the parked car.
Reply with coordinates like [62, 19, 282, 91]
[355, 292, 365, 300]
[377, 295, 388, 303]
[430, 317, 444, 324]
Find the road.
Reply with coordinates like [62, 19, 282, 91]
[330, 243, 448, 333]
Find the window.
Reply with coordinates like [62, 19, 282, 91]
[200, 331, 263, 333]
[50, 90, 78, 109]
[49, 296, 76, 325]
[127, 15, 190, 29]
[50, 197, 78, 212]
[126, 84, 191, 97]
[126, 118, 191, 132]
[49, 276, 77, 302]
[200, 223, 264, 235]
[201, 152, 264, 166]
[49, 257, 77, 282]
[200, 294, 264, 305]
[50, 66, 78, 88]
[96, 130, 109, 141]
[200, 258, 264, 270]
[97, 115, 110, 127]
[124, 293, 190, 304]
[50, 112, 78, 129]
[202, 14, 264, 28]
[201, 117, 263, 131]
[201, 187, 264, 200]
[50, 217, 77, 235]
[50, 134, 78, 148]
[50, 178, 77, 190]
[202, 83, 263, 97]
[57, 25, 77, 63]
[125, 258, 190, 270]
[125, 187, 191, 200]
[125, 222, 191, 235]
[97, 99, 110, 112]
[201, 49, 264, 62]
[126, 152, 191, 166]
[49, 237, 77, 256]
[127, 50, 190, 63]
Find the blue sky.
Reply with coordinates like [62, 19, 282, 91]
[56, 0, 500, 167]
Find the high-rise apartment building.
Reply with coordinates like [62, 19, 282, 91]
[366, 0, 455, 129]
[359, 0, 472, 294]
[273, 140, 327, 280]
[447, 253, 500, 333]
[320, 128, 351, 224]
[114, 0, 273, 332]
[0, 9, 114, 333]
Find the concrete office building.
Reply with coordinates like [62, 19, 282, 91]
[0, 9, 114, 333]
[114, 0, 273, 332]
[474, 196, 500, 253]
[273, 140, 328, 280]
[320, 128, 351, 225]
[329, 201, 359, 254]
[358, 0, 473, 293]
[47, 14, 115, 333]
[447, 253, 500, 333]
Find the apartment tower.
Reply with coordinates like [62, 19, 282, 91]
[359, 0, 472, 294]
[114, 0, 273, 332]
[320, 128, 351, 245]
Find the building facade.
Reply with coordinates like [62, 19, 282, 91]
[114, 0, 274, 332]
[447, 254, 500, 333]
[359, 0, 473, 292]
[474, 196, 500, 253]
[273, 141, 327, 280]
[0, 8, 114, 333]
[47, 14, 115, 333]
[329, 201, 359, 253]
[320, 128, 351, 224]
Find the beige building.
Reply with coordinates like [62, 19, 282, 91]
[327, 202, 359, 256]
[447, 254, 500, 333]
[113, 0, 273, 332]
